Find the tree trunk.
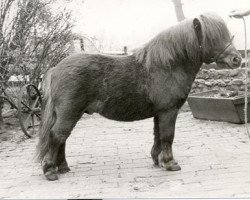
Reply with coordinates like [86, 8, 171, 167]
[172, 0, 185, 22]
[0, 91, 4, 132]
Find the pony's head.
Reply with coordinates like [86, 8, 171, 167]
[196, 13, 242, 69]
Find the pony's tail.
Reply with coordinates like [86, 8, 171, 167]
[36, 71, 56, 162]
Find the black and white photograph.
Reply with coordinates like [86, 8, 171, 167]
[0, 0, 250, 198]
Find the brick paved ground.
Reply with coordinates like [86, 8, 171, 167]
[0, 110, 250, 198]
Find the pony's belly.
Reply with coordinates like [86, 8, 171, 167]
[99, 109, 154, 122]
[85, 99, 154, 122]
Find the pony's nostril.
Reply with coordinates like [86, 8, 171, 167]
[232, 56, 242, 65]
[233, 57, 238, 63]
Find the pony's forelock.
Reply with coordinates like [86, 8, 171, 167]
[199, 13, 231, 57]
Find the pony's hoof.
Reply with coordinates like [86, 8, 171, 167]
[58, 161, 71, 174]
[58, 166, 71, 174]
[164, 160, 181, 171]
[44, 170, 58, 181]
[152, 157, 159, 166]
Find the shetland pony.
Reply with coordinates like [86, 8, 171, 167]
[37, 13, 241, 180]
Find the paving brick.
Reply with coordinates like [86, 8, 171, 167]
[0, 112, 250, 198]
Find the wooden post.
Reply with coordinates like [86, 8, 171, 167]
[80, 38, 85, 51]
[123, 46, 128, 55]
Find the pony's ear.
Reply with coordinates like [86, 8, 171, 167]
[193, 18, 201, 31]
[193, 18, 202, 46]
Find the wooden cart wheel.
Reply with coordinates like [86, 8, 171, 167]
[18, 84, 42, 138]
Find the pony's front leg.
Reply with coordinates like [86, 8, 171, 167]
[157, 109, 181, 171]
[151, 116, 161, 165]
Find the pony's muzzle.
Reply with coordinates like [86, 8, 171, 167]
[231, 55, 242, 67]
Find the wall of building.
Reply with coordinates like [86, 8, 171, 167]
[191, 67, 249, 97]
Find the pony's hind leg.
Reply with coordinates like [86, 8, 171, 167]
[42, 118, 78, 181]
[42, 132, 62, 181]
[156, 109, 181, 171]
[56, 143, 70, 173]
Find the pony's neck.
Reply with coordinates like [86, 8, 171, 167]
[135, 21, 203, 76]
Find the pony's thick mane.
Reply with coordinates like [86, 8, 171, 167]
[135, 13, 231, 69]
